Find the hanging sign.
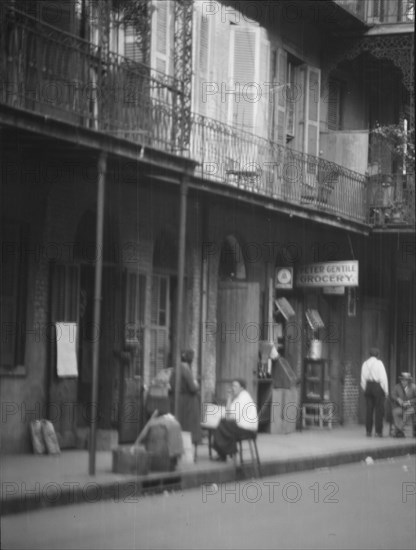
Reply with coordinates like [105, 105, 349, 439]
[296, 261, 358, 288]
[275, 267, 293, 289]
[55, 322, 78, 377]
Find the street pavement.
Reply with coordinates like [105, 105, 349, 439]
[2, 455, 415, 549]
[1, 425, 415, 516]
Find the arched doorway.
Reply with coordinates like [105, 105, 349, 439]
[216, 235, 259, 401]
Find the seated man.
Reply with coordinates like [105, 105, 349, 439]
[391, 372, 416, 437]
[212, 378, 258, 461]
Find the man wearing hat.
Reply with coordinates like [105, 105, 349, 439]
[360, 347, 389, 437]
[390, 372, 416, 437]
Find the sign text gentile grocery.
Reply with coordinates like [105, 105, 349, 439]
[296, 261, 358, 287]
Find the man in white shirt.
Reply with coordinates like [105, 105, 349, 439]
[360, 347, 389, 437]
[212, 378, 258, 461]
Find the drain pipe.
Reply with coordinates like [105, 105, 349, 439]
[174, 176, 188, 418]
[89, 151, 107, 476]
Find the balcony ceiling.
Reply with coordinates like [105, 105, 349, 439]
[220, 0, 369, 33]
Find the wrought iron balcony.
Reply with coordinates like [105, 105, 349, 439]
[1, 6, 369, 226]
[0, 6, 182, 151]
[367, 173, 415, 229]
[190, 114, 367, 224]
[333, 1, 367, 21]
[335, 0, 414, 24]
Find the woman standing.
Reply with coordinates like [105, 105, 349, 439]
[170, 349, 202, 448]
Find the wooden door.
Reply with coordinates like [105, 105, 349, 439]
[359, 298, 389, 422]
[216, 282, 260, 402]
[48, 262, 80, 448]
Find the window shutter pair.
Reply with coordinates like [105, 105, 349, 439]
[228, 26, 270, 138]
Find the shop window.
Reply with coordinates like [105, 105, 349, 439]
[124, 270, 146, 376]
[1, 220, 28, 375]
[219, 235, 246, 281]
[150, 273, 170, 379]
[51, 263, 80, 323]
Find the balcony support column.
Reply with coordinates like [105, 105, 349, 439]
[174, 176, 189, 418]
[89, 151, 107, 476]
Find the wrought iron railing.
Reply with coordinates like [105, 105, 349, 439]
[0, 6, 182, 150]
[333, 0, 367, 20]
[190, 114, 367, 224]
[367, 173, 415, 227]
[335, 0, 415, 24]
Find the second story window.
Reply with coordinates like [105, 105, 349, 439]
[328, 78, 344, 131]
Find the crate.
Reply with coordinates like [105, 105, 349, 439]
[112, 444, 149, 475]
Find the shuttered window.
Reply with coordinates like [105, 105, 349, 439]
[150, 274, 170, 379]
[124, 25, 144, 63]
[51, 264, 79, 323]
[231, 27, 256, 131]
[228, 25, 270, 137]
[1, 221, 28, 373]
[151, 0, 173, 76]
[124, 271, 146, 376]
[328, 78, 343, 131]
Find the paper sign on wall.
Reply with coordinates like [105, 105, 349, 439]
[55, 322, 78, 377]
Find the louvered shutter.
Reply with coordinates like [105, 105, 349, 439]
[152, 0, 173, 76]
[274, 49, 287, 144]
[328, 79, 341, 131]
[256, 36, 270, 138]
[149, 274, 170, 379]
[230, 27, 256, 132]
[195, 11, 210, 116]
[306, 66, 321, 160]
[124, 24, 144, 63]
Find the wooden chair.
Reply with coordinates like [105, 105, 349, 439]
[203, 426, 262, 478]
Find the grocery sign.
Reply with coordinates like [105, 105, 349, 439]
[296, 261, 358, 287]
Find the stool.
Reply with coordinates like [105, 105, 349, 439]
[302, 403, 333, 429]
[234, 432, 262, 478]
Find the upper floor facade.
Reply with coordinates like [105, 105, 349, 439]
[0, 0, 414, 231]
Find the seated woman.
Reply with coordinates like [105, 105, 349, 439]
[391, 372, 416, 437]
[212, 378, 258, 461]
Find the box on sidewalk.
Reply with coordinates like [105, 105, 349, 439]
[112, 445, 150, 475]
[76, 428, 119, 451]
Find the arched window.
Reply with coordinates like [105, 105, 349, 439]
[218, 235, 246, 280]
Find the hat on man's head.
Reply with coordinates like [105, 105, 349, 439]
[369, 347, 380, 358]
[399, 372, 412, 380]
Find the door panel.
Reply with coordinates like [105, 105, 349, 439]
[359, 298, 389, 423]
[216, 282, 260, 401]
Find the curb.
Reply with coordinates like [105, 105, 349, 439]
[2, 442, 415, 516]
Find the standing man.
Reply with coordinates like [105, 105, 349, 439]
[360, 347, 389, 437]
[390, 372, 416, 437]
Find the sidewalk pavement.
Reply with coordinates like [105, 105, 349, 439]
[1, 425, 415, 516]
